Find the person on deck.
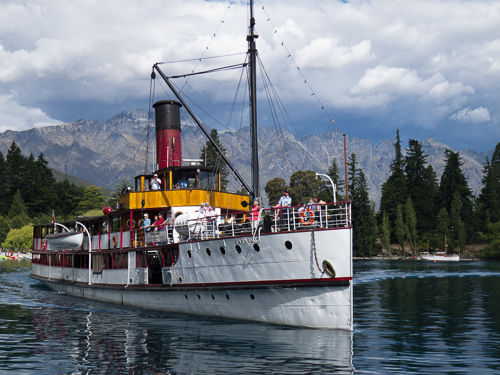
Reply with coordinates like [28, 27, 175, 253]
[150, 174, 162, 190]
[277, 189, 292, 225]
[153, 213, 165, 231]
[177, 176, 190, 189]
[251, 200, 260, 229]
[141, 213, 151, 232]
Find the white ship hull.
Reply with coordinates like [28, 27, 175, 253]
[31, 227, 353, 329]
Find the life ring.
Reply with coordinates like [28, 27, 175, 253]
[322, 260, 336, 278]
[299, 209, 315, 225]
[112, 235, 118, 248]
[126, 219, 136, 230]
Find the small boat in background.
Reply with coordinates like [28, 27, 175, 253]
[420, 251, 460, 262]
[45, 231, 84, 251]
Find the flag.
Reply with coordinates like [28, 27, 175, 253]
[52, 210, 55, 224]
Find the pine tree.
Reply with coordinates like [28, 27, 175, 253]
[380, 211, 391, 253]
[404, 139, 438, 234]
[477, 142, 500, 227]
[348, 153, 378, 257]
[6, 142, 26, 202]
[0, 152, 7, 215]
[0, 215, 10, 244]
[326, 159, 345, 202]
[435, 207, 450, 251]
[380, 130, 407, 234]
[395, 203, 405, 255]
[199, 129, 230, 191]
[8, 190, 30, 229]
[404, 197, 418, 256]
[437, 149, 474, 238]
[25, 153, 57, 215]
[53, 180, 86, 221]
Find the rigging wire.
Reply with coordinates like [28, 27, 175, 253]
[258, 0, 337, 128]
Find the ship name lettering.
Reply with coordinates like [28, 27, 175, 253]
[235, 238, 260, 244]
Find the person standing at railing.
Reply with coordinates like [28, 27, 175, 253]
[307, 197, 318, 224]
[277, 189, 292, 226]
[318, 199, 327, 226]
[141, 213, 151, 232]
[153, 213, 165, 231]
[251, 201, 260, 229]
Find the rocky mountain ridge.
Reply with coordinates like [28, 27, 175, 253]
[0, 109, 491, 205]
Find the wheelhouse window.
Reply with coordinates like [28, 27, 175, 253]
[198, 171, 219, 191]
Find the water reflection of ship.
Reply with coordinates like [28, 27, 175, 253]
[29, 305, 354, 373]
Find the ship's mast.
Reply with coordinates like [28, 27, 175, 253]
[248, 0, 260, 200]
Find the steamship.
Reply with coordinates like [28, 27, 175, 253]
[30, 1, 353, 329]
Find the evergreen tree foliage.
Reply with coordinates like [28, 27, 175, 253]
[380, 130, 407, 233]
[53, 180, 86, 221]
[199, 129, 230, 191]
[5, 142, 26, 204]
[348, 153, 378, 257]
[8, 190, 30, 228]
[450, 192, 466, 252]
[75, 186, 106, 216]
[404, 139, 438, 234]
[477, 142, 500, 227]
[265, 177, 288, 206]
[434, 207, 450, 251]
[326, 159, 345, 202]
[395, 203, 405, 254]
[25, 153, 58, 215]
[0, 215, 10, 244]
[404, 197, 417, 256]
[0, 153, 7, 214]
[289, 170, 325, 205]
[480, 221, 500, 259]
[437, 149, 474, 237]
[380, 211, 391, 252]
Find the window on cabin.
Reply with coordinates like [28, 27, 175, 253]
[198, 171, 219, 191]
[111, 217, 121, 232]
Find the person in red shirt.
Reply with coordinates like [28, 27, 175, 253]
[153, 213, 165, 231]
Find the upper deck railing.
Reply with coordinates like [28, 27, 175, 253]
[142, 201, 351, 245]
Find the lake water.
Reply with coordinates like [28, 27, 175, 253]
[1, 259, 499, 374]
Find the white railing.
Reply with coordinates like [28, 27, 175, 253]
[166, 202, 351, 243]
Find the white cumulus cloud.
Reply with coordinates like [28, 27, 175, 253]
[449, 107, 491, 124]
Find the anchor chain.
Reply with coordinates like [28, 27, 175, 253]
[311, 230, 325, 274]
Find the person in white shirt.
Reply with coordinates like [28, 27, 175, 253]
[150, 174, 161, 190]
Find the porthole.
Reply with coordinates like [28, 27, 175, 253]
[197, 294, 201, 300]
[206, 248, 212, 257]
[211, 294, 215, 300]
[285, 241, 293, 250]
[220, 246, 226, 255]
[250, 294, 255, 300]
[178, 277, 183, 282]
[235, 245, 242, 254]
[253, 243, 260, 252]
[187, 250, 192, 258]
[226, 294, 230, 300]
[185, 294, 188, 299]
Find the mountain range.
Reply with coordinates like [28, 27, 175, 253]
[0, 109, 492, 206]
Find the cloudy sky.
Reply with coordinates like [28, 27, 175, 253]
[1, 0, 499, 152]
